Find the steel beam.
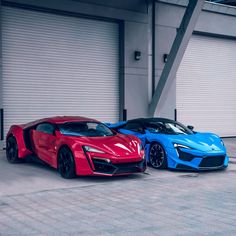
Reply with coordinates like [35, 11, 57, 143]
[149, 0, 205, 116]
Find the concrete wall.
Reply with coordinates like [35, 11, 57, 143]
[124, 21, 149, 119]
[154, 0, 236, 119]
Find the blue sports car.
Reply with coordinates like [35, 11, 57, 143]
[107, 118, 229, 170]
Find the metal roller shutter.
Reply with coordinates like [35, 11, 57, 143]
[2, 6, 119, 137]
[177, 35, 236, 137]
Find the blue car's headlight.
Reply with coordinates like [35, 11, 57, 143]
[173, 143, 192, 149]
[220, 139, 225, 147]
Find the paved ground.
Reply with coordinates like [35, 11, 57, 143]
[0, 138, 236, 236]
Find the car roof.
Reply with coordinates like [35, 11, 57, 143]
[45, 116, 98, 124]
[127, 117, 175, 124]
[21, 116, 99, 129]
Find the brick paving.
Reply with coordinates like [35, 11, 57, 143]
[0, 138, 236, 236]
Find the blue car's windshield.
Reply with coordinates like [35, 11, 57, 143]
[59, 122, 114, 137]
[145, 121, 193, 135]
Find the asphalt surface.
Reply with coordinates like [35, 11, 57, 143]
[0, 138, 236, 236]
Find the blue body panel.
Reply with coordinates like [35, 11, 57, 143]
[108, 124, 229, 170]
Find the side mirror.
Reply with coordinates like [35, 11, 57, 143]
[187, 125, 194, 131]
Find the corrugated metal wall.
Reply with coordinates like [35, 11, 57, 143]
[177, 35, 236, 137]
[2, 6, 119, 136]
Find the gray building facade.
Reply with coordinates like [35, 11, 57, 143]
[0, 0, 236, 145]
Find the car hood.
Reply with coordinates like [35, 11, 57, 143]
[153, 132, 225, 153]
[72, 134, 140, 157]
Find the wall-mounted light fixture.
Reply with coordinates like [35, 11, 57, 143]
[134, 51, 141, 61]
[163, 54, 168, 63]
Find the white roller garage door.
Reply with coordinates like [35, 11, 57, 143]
[177, 35, 236, 137]
[2, 6, 119, 137]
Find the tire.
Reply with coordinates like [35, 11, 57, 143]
[149, 142, 167, 169]
[58, 147, 76, 179]
[6, 136, 21, 163]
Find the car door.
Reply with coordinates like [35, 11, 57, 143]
[31, 123, 57, 165]
[120, 122, 147, 146]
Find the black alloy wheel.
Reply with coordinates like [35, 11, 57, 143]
[149, 142, 167, 169]
[6, 136, 21, 163]
[58, 147, 76, 179]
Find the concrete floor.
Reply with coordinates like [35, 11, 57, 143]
[0, 138, 236, 235]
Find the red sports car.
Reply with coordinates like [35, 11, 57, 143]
[6, 116, 146, 178]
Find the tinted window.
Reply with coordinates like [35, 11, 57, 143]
[59, 122, 114, 137]
[123, 122, 143, 132]
[36, 123, 55, 135]
[145, 122, 164, 133]
[144, 121, 193, 135]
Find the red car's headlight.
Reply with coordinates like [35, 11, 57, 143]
[83, 146, 105, 154]
[83, 146, 110, 163]
[138, 143, 145, 159]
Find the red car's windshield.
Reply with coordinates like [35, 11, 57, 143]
[59, 122, 114, 137]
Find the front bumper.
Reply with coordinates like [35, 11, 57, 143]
[175, 157, 228, 171]
[92, 159, 147, 176]
[166, 147, 229, 171]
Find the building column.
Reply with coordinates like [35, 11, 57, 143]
[149, 0, 205, 117]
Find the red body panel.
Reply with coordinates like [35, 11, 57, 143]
[6, 116, 146, 176]
[31, 130, 57, 167]
[7, 125, 32, 158]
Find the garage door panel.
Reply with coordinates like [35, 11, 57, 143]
[2, 6, 119, 136]
[177, 35, 236, 137]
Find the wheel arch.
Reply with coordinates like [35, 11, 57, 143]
[6, 133, 14, 139]
[57, 144, 76, 179]
[147, 140, 168, 166]
[145, 135, 165, 151]
[149, 139, 166, 150]
[6, 126, 31, 158]
[145, 134, 168, 147]
[56, 144, 74, 167]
